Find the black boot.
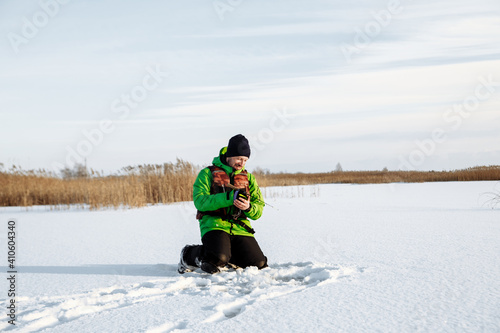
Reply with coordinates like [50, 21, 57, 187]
[196, 257, 220, 274]
[177, 245, 198, 274]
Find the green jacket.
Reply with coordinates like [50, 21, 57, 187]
[193, 147, 264, 238]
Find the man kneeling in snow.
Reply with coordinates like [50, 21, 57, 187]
[178, 134, 267, 274]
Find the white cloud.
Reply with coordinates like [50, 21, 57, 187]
[1, 0, 499, 172]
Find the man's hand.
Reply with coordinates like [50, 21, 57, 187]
[233, 190, 250, 211]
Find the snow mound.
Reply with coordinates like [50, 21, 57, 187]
[5, 262, 359, 332]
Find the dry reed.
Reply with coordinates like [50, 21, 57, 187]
[254, 165, 500, 187]
[0, 159, 198, 210]
[1, 163, 499, 210]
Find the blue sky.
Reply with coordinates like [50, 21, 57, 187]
[1, 0, 499, 173]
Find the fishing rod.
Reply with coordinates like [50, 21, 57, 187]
[224, 183, 277, 210]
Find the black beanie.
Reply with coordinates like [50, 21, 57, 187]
[226, 134, 251, 158]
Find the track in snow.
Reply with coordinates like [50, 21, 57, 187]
[1, 262, 362, 332]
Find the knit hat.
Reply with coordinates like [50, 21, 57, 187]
[226, 134, 251, 158]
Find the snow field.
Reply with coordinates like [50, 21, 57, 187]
[0, 181, 499, 332]
[0, 263, 358, 332]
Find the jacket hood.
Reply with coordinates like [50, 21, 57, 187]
[212, 147, 245, 175]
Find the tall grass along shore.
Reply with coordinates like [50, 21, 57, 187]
[1, 161, 499, 210]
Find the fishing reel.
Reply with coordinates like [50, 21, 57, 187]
[233, 189, 249, 201]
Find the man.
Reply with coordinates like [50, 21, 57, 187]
[178, 134, 267, 274]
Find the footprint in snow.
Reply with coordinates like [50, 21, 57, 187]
[1, 262, 361, 332]
[191, 262, 361, 323]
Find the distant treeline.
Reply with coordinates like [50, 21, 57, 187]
[1, 161, 499, 209]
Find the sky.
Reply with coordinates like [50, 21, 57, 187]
[1, 0, 499, 173]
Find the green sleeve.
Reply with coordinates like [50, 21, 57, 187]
[244, 173, 264, 220]
[193, 168, 233, 212]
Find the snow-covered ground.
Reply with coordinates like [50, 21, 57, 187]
[0, 181, 499, 332]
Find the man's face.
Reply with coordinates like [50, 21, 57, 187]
[227, 156, 248, 170]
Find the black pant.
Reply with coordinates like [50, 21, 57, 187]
[187, 230, 267, 269]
